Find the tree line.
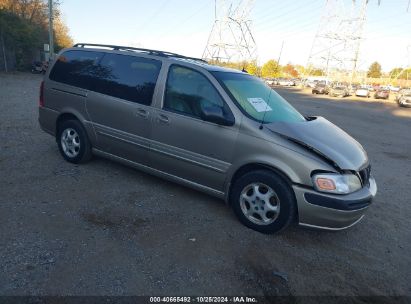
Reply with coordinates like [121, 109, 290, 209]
[208, 59, 326, 78]
[0, 0, 72, 70]
[365, 61, 410, 80]
[210, 59, 410, 81]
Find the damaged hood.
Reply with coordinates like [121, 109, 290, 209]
[266, 117, 368, 170]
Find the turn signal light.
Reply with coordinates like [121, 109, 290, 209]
[315, 178, 336, 191]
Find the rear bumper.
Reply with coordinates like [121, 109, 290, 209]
[293, 177, 377, 231]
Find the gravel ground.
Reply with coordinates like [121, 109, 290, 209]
[0, 73, 410, 298]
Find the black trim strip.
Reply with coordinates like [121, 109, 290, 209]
[304, 192, 372, 211]
[51, 87, 87, 98]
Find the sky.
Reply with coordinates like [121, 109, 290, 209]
[60, 0, 411, 72]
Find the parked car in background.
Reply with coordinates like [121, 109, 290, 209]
[312, 84, 329, 95]
[38, 43, 377, 234]
[374, 89, 389, 100]
[265, 78, 277, 87]
[397, 92, 411, 107]
[366, 85, 375, 92]
[389, 85, 401, 92]
[278, 79, 295, 86]
[329, 86, 349, 97]
[348, 84, 359, 94]
[395, 89, 411, 102]
[355, 87, 371, 98]
[31, 61, 43, 74]
[293, 79, 301, 86]
[31, 61, 48, 74]
[305, 81, 318, 88]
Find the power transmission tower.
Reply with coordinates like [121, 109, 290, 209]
[202, 0, 258, 63]
[306, 0, 370, 83]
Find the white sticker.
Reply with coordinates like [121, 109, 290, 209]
[247, 97, 272, 112]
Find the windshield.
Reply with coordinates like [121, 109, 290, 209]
[212, 72, 305, 123]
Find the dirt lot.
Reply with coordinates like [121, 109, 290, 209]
[1, 73, 410, 298]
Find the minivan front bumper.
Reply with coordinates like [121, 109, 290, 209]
[293, 177, 377, 230]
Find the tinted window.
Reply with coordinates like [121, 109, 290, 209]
[49, 50, 103, 90]
[164, 65, 230, 119]
[96, 54, 162, 105]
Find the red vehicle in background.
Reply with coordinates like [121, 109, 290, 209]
[374, 89, 390, 99]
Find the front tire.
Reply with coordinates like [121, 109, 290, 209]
[230, 170, 296, 234]
[57, 120, 92, 164]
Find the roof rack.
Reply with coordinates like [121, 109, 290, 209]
[73, 43, 207, 63]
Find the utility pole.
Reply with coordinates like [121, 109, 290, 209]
[277, 40, 284, 65]
[276, 40, 284, 76]
[48, 0, 54, 59]
[1, 30, 8, 72]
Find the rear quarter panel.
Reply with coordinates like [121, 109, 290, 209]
[41, 77, 96, 144]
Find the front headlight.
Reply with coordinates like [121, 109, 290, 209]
[312, 173, 362, 194]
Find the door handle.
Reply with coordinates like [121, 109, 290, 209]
[157, 114, 170, 124]
[135, 109, 149, 119]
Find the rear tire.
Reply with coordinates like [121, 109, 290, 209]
[230, 170, 296, 234]
[57, 119, 92, 164]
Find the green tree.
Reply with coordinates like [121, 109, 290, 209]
[400, 68, 411, 80]
[244, 60, 259, 76]
[367, 62, 382, 78]
[0, 0, 73, 70]
[389, 67, 411, 80]
[312, 69, 325, 76]
[389, 67, 403, 77]
[261, 60, 281, 78]
[294, 64, 306, 76]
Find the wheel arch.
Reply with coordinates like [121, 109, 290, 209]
[55, 111, 96, 144]
[225, 162, 297, 204]
[226, 162, 300, 227]
[56, 112, 80, 135]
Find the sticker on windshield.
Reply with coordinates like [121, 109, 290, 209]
[247, 97, 272, 112]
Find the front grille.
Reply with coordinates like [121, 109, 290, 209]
[359, 165, 371, 186]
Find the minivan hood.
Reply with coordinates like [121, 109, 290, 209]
[266, 117, 368, 171]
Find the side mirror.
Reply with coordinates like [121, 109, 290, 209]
[200, 105, 234, 126]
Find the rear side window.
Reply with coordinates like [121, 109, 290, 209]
[96, 54, 162, 105]
[49, 50, 103, 90]
[49, 50, 162, 106]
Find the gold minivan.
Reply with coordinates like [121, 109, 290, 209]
[39, 43, 377, 233]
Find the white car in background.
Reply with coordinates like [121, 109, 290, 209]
[265, 78, 277, 86]
[388, 85, 401, 92]
[278, 79, 295, 86]
[355, 87, 371, 98]
[398, 92, 411, 107]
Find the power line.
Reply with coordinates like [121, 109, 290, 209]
[136, 0, 169, 33]
[157, 0, 212, 40]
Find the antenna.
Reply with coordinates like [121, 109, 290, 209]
[259, 85, 273, 130]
